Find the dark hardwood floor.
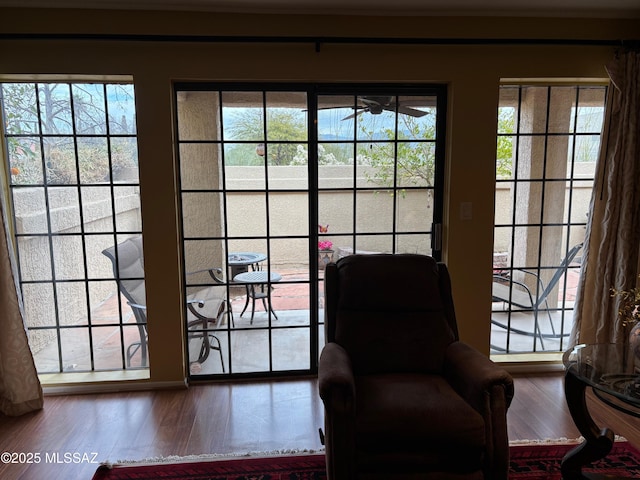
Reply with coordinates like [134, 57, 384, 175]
[1, 373, 639, 479]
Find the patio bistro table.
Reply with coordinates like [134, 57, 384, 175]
[562, 343, 640, 479]
[228, 252, 267, 278]
[233, 270, 282, 324]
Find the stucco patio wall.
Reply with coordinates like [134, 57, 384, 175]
[16, 164, 593, 353]
[14, 185, 141, 354]
[493, 161, 593, 257]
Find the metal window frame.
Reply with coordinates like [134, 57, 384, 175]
[493, 84, 606, 354]
[175, 82, 447, 379]
[0, 81, 142, 374]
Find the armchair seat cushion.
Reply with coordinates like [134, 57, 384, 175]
[356, 373, 485, 452]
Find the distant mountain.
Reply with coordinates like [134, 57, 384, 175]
[318, 133, 351, 141]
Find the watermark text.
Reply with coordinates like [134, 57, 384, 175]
[1, 451, 99, 464]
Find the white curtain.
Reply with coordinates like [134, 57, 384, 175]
[0, 194, 43, 416]
[571, 50, 640, 346]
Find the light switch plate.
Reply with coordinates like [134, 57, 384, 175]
[460, 202, 473, 221]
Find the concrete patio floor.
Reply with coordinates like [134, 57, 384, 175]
[30, 268, 578, 375]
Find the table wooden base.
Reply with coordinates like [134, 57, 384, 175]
[561, 370, 618, 480]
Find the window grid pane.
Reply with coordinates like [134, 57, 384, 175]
[177, 85, 445, 379]
[492, 84, 605, 356]
[1, 81, 143, 374]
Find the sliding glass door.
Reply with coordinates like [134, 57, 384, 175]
[174, 83, 446, 378]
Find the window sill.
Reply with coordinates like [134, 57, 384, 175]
[491, 352, 565, 374]
[39, 369, 186, 396]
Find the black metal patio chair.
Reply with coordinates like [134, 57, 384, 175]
[491, 243, 583, 350]
[102, 236, 228, 371]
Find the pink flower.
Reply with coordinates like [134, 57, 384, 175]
[318, 240, 333, 251]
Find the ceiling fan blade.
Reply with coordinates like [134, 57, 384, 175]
[396, 105, 429, 117]
[321, 95, 430, 119]
[361, 96, 393, 107]
[377, 103, 429, 118]
[317, 105, 353, 111]
[341, 109, 367, 121]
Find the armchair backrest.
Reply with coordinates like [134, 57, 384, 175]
[324, 254, 458, 375]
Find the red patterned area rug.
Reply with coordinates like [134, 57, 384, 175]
[509, 440, 640, 479]
[92, 442, 640, 480]
[92, 454, 326, 480]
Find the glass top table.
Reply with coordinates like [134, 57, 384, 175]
[561, 343, 640, 479]
[227, 252, 267, 278]
[232, 270, 281, 324]
[563, 343, 640, 414]
[228, 252, 267, 266]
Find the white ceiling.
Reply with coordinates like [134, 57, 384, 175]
[1, 0, 640, 17]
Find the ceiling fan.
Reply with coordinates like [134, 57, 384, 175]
[339, 96, 430, 120]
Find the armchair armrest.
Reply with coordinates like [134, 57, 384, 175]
[186, 297, 226, 325]
[126, 301, 147, 312]
[492, 272, 536, 308]
[186, 267, 224, 284]
[443, 341, 514, 412]
[318, 342, 356, 415]
[444, 341, 514, 480]
[187, 298, 205, 308]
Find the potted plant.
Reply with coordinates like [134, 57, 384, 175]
[318, 224, 334, 268]
[611, 276, 640, 357]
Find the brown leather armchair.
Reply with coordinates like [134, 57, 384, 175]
[318, 254, 514, 480]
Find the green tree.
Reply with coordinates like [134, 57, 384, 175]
[1, 82, 137, 185]
[496, 107, 515, 179]
[227, 108, 306, 166]
[358, 116, 435, 190]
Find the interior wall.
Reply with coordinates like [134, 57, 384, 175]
[1, 7, 637, 385]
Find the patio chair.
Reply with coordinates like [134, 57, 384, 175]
[102, 236, 228, 371]
[491, 242, 583, 350]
